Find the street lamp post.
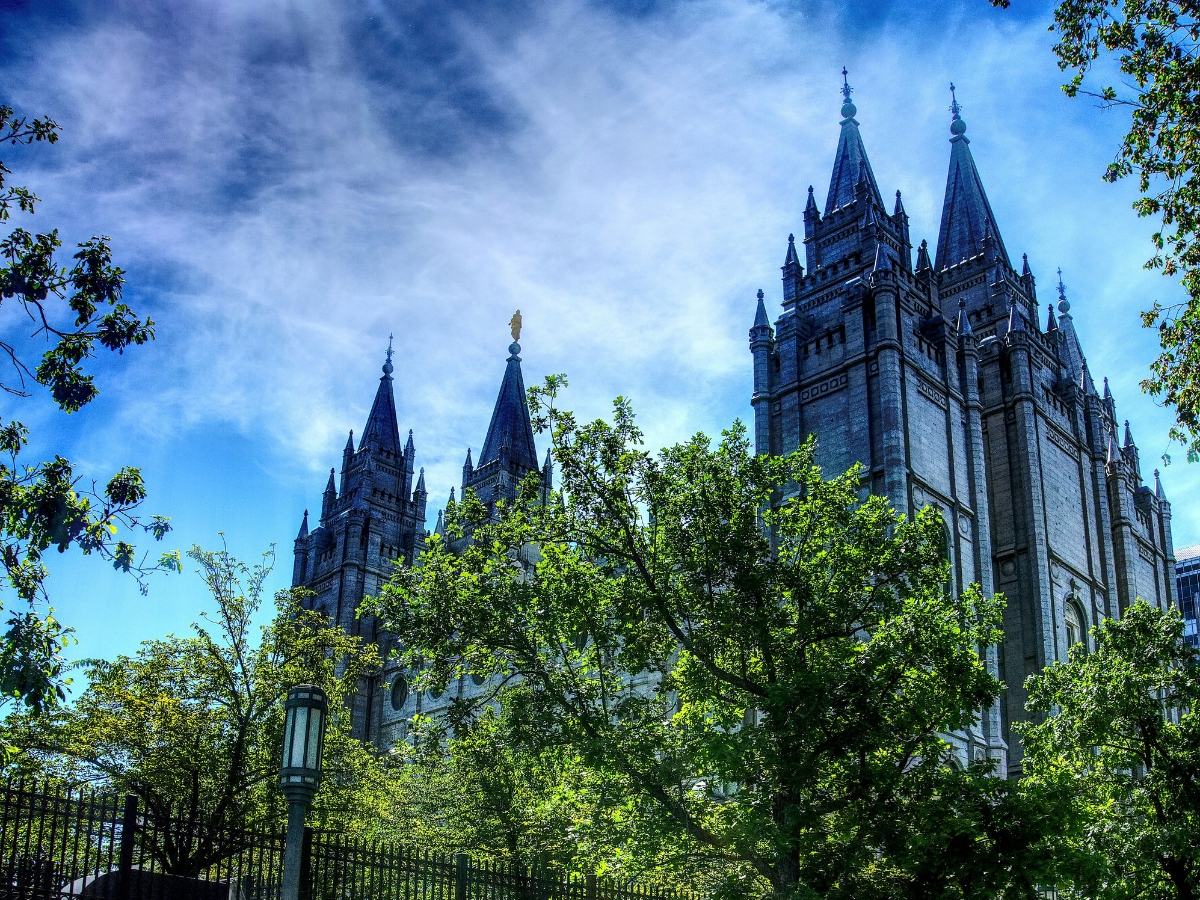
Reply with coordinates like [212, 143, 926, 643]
[279, 684, 328, 900]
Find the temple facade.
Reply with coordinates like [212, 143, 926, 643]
[292, 78, 1178, 770]
[749, 79, 1176, 774]
[291, 337, 548, 749]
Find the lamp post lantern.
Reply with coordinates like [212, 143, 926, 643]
[280, 684, 327, 900]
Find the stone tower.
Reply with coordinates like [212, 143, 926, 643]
[451, 334, 552, 529]
[291, 341, 428, 745]
[749, 77, 1176, 775]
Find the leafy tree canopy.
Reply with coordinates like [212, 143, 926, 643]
[2, 545, 387, 876]
[1020, 599, 1200, 900]
[0, 104, 174, 714]
[368, 378, 1063, 900]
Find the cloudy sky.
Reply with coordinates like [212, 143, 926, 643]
[2, 0, 1193, 663]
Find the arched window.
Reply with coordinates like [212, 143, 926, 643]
[1065, 601, 1086, 652]
[390, 674, 409, 711]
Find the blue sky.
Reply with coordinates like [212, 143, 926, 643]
[1, 0, 1194, 666]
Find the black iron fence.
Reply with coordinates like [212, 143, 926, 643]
[0, 782, 691, 900]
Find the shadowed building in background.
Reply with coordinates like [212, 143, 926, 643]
[290, 333, 549, 748]
[1172, 544, 1200, 649]
[748, 77, 1176, 775]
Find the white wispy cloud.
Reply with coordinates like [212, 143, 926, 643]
[3, 0, 1196, 657]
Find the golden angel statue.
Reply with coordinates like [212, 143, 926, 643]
[509, 309, 522, 342]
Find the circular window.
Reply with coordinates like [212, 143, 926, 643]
[470, 672, 485, 686]
[390, 675, 409, 711]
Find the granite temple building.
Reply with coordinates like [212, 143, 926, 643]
[749, 79, 1176, 774]
[292, 78, 1178, 774]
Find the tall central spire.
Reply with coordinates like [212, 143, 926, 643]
[824, 68, 884, 216]
[934, 85, 1010, 271]
[359, 340, 402, 455]
[478, 324, 539, 475]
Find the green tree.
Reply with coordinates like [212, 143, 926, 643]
[1020, 599, 1200, 900]
[368, 378, 1058, 900]
[395, 702, 596, 867]
[0, 105, 173, 713]
[3, 544, 386, 875]
[987, 0, 1200, 462]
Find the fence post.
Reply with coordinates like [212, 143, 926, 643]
[116, 794, 138, 900]
[300, 826, 313, 900]
[456, 853, 468, 900]
[587, 874, 597, 900]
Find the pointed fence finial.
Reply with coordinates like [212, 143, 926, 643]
[1057, 268, 1071, 313]
[840, 67, 857, 119]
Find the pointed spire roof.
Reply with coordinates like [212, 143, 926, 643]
[825, 69, 884, 216]
[344, 430, 355, 453]
[360, 339, 402, 455]
[893, 190, 906, 218]
[1103, 376, 1113, 401]
[957, 299, 973, 337]
[1022, 253, 1032, 278]
[479, 333, 540, 474]
[935, 85, 1011, 271]
[434, 508, 445, 537]
[405, 429, 415, 453]
[1007, 301, 1025, 334]
[754, 288, 770, 328]
[297, 509, 309, 539]
[1107, 429, 1121, 466]
[784, 235, 799, 267]
[449, 486, 456, 503]
[324, 468, 336, 495]
[1046, 303, 1058, 332]
[1124, 419, 1135, 448]
[1155, 469, 1167, 501]
[915, 239, 932, 274]
[805, 185, 819, 216]
[415, 467, 426, 494]
[872, 242, 893, 275]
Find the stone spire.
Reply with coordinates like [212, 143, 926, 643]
[784, 233, 800, 268]
[935, 84, 1011, 271]
[915, 238, 932, 274]
[753, 288, 771, 329]
[1123, 419, 1135, 448]
[1007, 300, 1025, 334]
[805, 185, 819, 218]
[957, 299, 974, 337]
[872, 241, 893, 276]
[479, 329, 540, 474]
[825, 68, 884, 216]
[296, 508, 309, 539]
[360, 338, 402, 455]
[1155, 468, 1167, 501]
[415, 467, 426, 496]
